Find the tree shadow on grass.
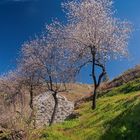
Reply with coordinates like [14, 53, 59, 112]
[100, 102, 140, 140]
[120, 84, 140, 94]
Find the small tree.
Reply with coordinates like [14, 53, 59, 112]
[18, 42, 44, 111]
[0, 70, 28, 134]
[0, 71, 24, 112]
[49, 0, 132, 109]
[16, 41, 46, 128]
[21, 36, 75, 126]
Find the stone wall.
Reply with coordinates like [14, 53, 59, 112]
[34, 92, 74, 128]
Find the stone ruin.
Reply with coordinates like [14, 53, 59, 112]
[34, 92, 74, 127]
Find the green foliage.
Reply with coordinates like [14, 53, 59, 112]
[101, 78, 140, 97]
[30, 78, 140, 140]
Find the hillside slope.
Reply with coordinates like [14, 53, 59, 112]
[30, 79, 140, 140]
[101, 65, 140, 90]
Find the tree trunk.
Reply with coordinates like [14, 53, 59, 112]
[92, 86, 97, 110]
[49, 93, 58, 126]
[29, 85, 33, 110]
[29, 85, 36, 128]
[91, 47, 106, 110]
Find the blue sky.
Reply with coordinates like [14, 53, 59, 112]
[0, 0, 140, 83]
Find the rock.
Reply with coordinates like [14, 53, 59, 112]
[74, 95, 92, 109]
[34, 92, 74, 128]
[65, 112, 81, 120]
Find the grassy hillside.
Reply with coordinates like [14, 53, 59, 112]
[102, 65, 140, 90]
[30, 79, 140, 140]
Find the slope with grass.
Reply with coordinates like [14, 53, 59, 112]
[102, 65, 140, 90]
[30, 78, 140, 140]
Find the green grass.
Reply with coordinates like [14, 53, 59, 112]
[100, 78, 140, 97]
[31, 79, 140, 140]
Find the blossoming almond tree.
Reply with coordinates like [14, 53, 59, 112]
[20, 36, 76, 126]
[65, 0, 132, 109]
[19, 41, 45, 111]
[53, 0, 132, 109]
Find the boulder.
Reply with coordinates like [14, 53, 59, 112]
[34, 92, 74, 127]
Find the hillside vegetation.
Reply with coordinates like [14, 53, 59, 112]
[103, 65, 140, 90]
[30, 78, 140, 140]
